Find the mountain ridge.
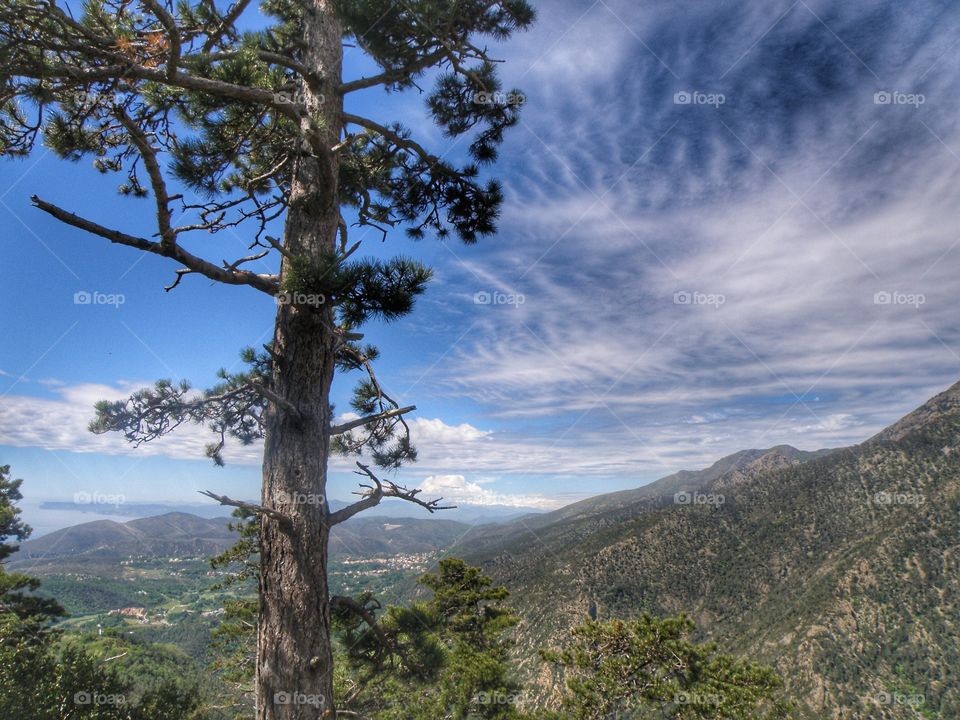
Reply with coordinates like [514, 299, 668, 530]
[11, 511, 475, 571]
[457, 380, 960, 718]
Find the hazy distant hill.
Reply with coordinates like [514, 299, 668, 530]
[12, 511, 472, 572]
[12, 512, 236, 566]
[31, 498, 539, 534]
[458, 382, 960, 719]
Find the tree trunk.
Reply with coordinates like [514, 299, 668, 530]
[257, 2, 342, 718]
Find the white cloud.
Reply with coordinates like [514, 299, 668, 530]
[0, 381, 263, 464]
[419, 474, 559, 510]
[408, 417, 492, 444]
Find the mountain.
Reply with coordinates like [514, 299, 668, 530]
[456, 382, 960, 719]
[27, 498, 540, 536]
[461, 445, 830, 548]
[327, 515, 471, 558]
[12, 511, 472, 572]
[15, 382, 960, 717]
[12, 512, 236, 565]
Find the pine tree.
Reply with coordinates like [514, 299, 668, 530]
[0, 2, 533, 716]
[540, 615, 795, 720]
[0, 465, 64, 625]
[335, 558, 528, 719]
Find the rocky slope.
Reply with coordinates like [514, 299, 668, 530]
[458, 382, 960, 719]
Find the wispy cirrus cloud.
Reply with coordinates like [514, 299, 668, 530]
[396, 0, 960, 478]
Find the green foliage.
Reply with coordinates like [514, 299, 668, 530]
[0, 464, 29, 561]
[0, 467, 200, 719]
[205, 553, 532, 719]
[207, 596, 257, 717]
[337, 558, 528, 719]
[0, 618, 201, 720]
[338, 1, 535, 86]
[541, 615, 793, 720]
[206, 509, 258, 717]
[281, 251, 433, 326]
[0, 465, 64, 623]
[89, 348, 271, 466]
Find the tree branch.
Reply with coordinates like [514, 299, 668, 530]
[329, 464, 383, 526]
[7, 62, 301, 118]
[329, 406, 415, 436]
[199, 490, 292, 527]
[249, 381, 302, 423]
[342, 113, 439, 167]
[31, 196, 279, 294]
[339, 48, 447, 94]
[201, 0, 253, 52]
[194, 49, 314, 81]
[330, 595, 392, 653]
[329, 463, 455, 526]
[141, 0, 182, 80]
[116, 110, 175, 246]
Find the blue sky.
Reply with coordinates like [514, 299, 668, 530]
[3, 0, 960, 532]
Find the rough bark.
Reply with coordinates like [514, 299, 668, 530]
[256, 1, 342, 717]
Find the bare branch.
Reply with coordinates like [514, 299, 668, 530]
[264, 235, 294, 260]
[329, 464, 383, 525]
[224, 250, 270, 271]
[249, 381, 302, 423]
[329, 406, 416, 437]
[31, 196, 279, 294]
[164, 268, 193, 292]
[199, 490, 292, 527]
[329, 463, 455, 526]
